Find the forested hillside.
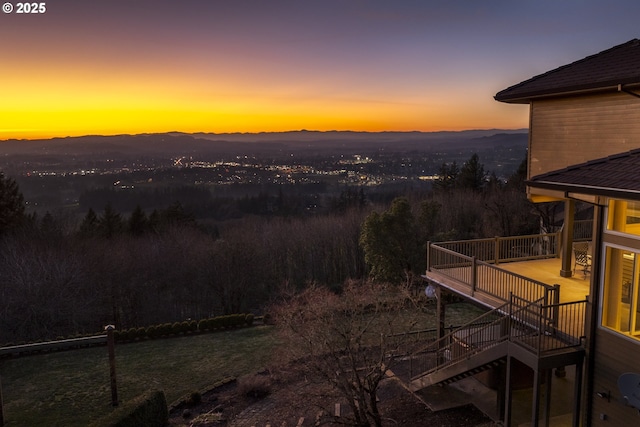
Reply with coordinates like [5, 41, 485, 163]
[0, 152, 549, 344]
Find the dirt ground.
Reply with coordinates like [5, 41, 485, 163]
[168, 362, 494, 427]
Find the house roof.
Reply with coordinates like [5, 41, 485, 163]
[527, 149, 640, 201]
[495, 39, 640, 103]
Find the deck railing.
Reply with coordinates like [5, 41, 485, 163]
[408, 303, 509, 379]
[427, 243, 559, 305]
[432, 233, 560, 264]
[510, 295, 587, 356]
[388, 321, 493, 358]
[574, 220, 593, 241]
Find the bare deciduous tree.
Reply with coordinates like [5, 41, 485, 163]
[271, 281, 423, 427]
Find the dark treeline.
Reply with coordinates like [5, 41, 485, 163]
[78, 183, 344, 220]
[0, 154, 548, 344]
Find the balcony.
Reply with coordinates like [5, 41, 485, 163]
[399, 233, 590, 426]
[424, 233, 591, 309]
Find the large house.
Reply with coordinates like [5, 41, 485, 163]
[404, 39, 640, 426]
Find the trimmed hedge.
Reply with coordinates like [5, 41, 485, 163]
[89, 390, 168, 427]
[0, 313, 258, 357]
[113, 313, 256, 343]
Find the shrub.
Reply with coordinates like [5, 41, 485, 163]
[124, 328, 138, 342]
[89, 390, 168, 427]
[202, 318, 213, 330]
[171, 322, 182, 335]
[211, 317, 223, 330]
[233, 314, 245, 327]
[180, 321, 191, 334]
[197, 319, 208, 332]
[262, 313, 273, 325]
[188, 320, 198, 332]
[159, 323, 173, 336]
[186, 391, 202, 406]
[146, 325, 159, 339]
[135, 327, 147, 340]
[238, 374, 271, 398]
[245, 313, 254, 326]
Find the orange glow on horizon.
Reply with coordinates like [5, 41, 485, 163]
[1, 96, 528, 140]
[0, 52, 529, 140]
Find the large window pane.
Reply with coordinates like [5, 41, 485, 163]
[607, 200, 640, 236]
[602, 247, 635, 333]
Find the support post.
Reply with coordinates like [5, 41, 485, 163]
[543, 369, 552, 427]
[0, 372, 4, 427]
[572, 361, 584, 427]
[503, 356, 513, 426]
[531, 368, 542, 427]
[426, 241, 431, 273]
[105, 325, 119, 407]
[497, 361, 506, 420]
[436, 285, 445, 342]
[560, 200, 575, 277]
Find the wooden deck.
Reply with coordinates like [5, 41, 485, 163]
[426, 257, 591, 306]
[494, 258, 591, 304]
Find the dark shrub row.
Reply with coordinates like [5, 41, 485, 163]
[113, 313, 254, 343]
[0, 314, 256, 358]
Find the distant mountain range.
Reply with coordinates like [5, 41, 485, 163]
[0, 129, 528, 159]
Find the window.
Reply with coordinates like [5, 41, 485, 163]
[607, 200, 640, 236]
[602, 247, 640, 337]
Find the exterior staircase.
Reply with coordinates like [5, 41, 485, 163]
[402, 294, 586, 393]
[411, 345, 508, 390]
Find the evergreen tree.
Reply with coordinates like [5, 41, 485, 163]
[79, 208, 99, 236]
[433, 161, 459, 192]
[128, 205, 149, 236]
[457, 153, 486, 191]
[506, 156, 528, 191]
[98, 203, 123, 238]
[359, 197, 422, 284]
[0, 172, 26, 235]
[163, 201, 195, 226]
[148, 209, 161, 233]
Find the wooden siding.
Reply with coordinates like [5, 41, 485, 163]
[529, 92, 640, 179]
[590, 327, 640, 426]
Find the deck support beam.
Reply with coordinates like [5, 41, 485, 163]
[572, 359, 584, 427]
[436, 285, 446, 341]
[504, 356, 513, 427]
[531, 367, 542, 427]
[560, 199, 575, 277]
[543, 368, 553, 427]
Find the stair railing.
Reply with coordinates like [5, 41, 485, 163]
[408, 303, 509, 380]
[408, 294, 552, 382]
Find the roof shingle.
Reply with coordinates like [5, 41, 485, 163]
[495, 39, 640, 103]
[527, 149, 640, 200]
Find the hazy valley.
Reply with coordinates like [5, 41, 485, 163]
[0, 129, 527, 217]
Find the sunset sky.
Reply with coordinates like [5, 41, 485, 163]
[2, 0, 640, 140]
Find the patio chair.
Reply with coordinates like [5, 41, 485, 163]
[573, 242, 591, 279]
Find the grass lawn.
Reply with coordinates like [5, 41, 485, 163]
[0, 302, 484, 426]
[0, 326, 279, 426]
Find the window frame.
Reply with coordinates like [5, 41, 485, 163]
[600, 199, 640, 342]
